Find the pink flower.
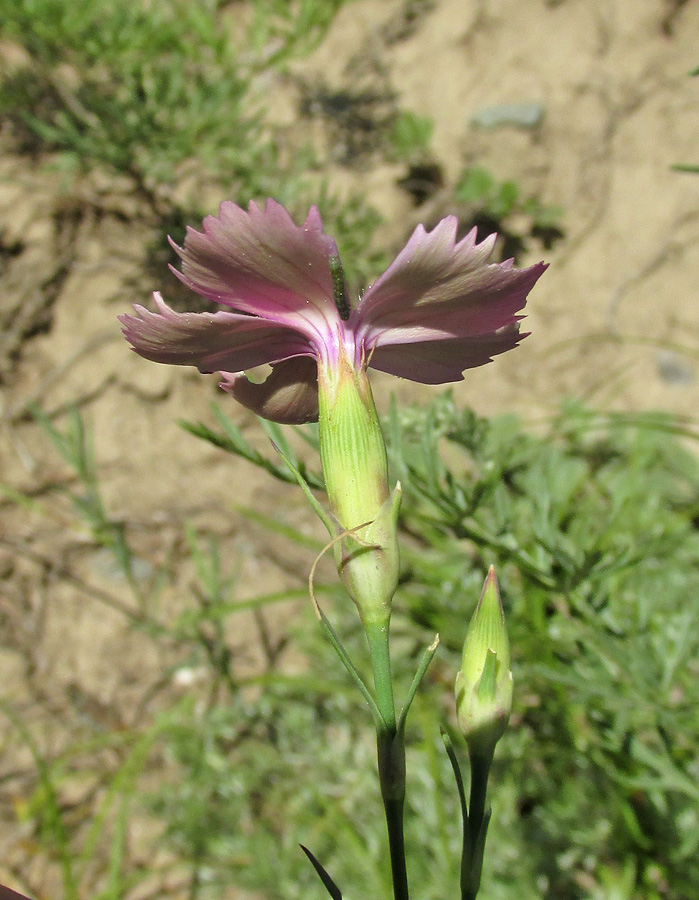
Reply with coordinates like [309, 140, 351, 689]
[120, 199, 546, 423]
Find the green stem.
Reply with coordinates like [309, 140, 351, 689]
[365, 621, 396, 731]
[461, 747, 494, 900]
[468, 749, 492, 836]
[365, 620, 409, 900]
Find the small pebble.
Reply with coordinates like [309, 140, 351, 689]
[470, 103, 545, 130]
[656, 350, 694, 386]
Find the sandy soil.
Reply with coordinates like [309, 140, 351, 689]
[0, 0, 697, 895]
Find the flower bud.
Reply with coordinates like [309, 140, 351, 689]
[455, 567, 513, 756]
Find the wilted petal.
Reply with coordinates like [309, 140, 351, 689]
[369, 324, 526, 384]
[220, 357, 319, 424]
[120, 293, 312, 374]
[354, 219, 546, 382]
[170, 199, 341, 340]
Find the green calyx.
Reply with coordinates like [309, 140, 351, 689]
[455, 567, 513, 755]
[318, 349, 389, 528]
[317, 350, 400, 625]
[339, 485, 402, 626]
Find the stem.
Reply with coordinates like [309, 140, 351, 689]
[468, 748, 492, 836]
[365, 621, 396, 731]
[365, 620, 409, 900]
[461, 747, 494, 900]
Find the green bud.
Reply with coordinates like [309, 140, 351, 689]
[455, 567, 513, 756]
[317, 348, 399, 625]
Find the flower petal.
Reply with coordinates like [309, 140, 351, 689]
[368, 324, 527, 384]
[354, 219, 546, 380]
[119, 293, 312, 374]
[220, 357, 319, 424]
[170, 199, 341, 342]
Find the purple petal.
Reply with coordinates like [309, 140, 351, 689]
[220, 357, 319, 424]
[353, 218, 546, 382]
[119, 293, 312, 374]
[170, 199, 341, 342]
[0, 883, 33, 900]
[369, 325, 527, 384]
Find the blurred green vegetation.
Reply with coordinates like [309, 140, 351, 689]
[0, 0, 386, 288]
[454, 166, 564, 254]
[454, 166, 562, 232]
[1, 0, 271, 194]
[0, 0, 353, 186]
[0, 0, 560, 285]
[388, 111, 434, 162]
[179, 394, 699, 900]
[3, 396, 697, 900]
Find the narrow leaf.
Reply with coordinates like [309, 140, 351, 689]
[300, 844, 343, 899]
[270, 441, 334, 536]
[441, 728, 469, 838]
[398, 634, 439, 734]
